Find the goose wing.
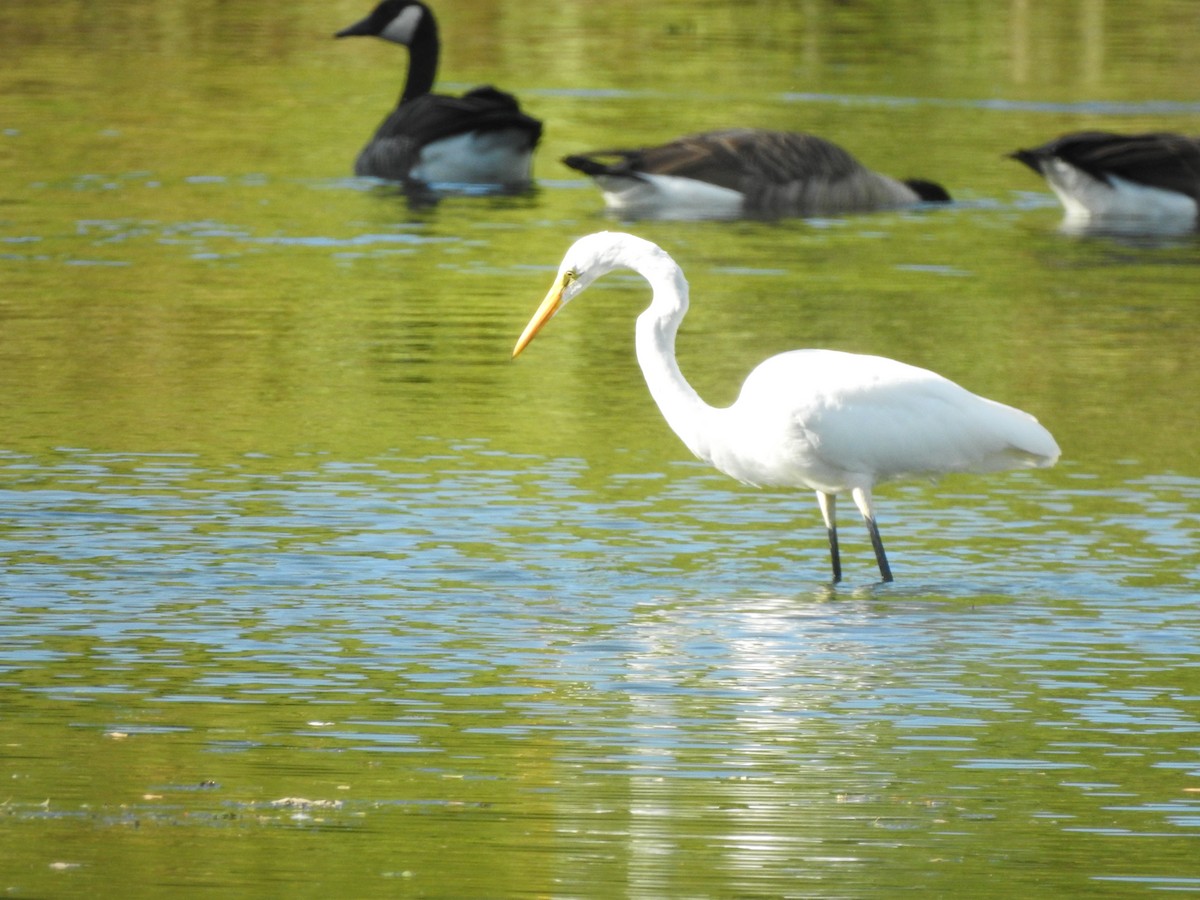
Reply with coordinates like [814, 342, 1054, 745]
[564, 129, 864, 192]
[1015, 131, 1200, 199]
[370, 87, 542, 149]
[356, 87, 542, 179]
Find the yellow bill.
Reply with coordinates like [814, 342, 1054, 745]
[512, 271, 571, 358]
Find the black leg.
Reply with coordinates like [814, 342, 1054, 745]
[850, 487, 893, 583]
[864, 515, 893, 583]
[816, 492, 841, 583]
[827, 525, 842, 583]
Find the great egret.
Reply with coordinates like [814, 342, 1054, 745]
[335, 0, 542, 187]
[562, 129, 951, 220]
[512, 232, 1060, 582]
[1011, 131, 1200, 228]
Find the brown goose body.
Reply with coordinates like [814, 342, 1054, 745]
[564, 129, 950, 220]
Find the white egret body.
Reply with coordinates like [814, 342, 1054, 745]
[513, 232, 1061, 582]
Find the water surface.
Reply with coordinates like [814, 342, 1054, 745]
[2, 0, 1199, 896]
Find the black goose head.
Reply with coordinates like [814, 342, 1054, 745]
[336, 0, 440, 102]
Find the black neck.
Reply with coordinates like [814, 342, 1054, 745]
[401, 13, 439, 102]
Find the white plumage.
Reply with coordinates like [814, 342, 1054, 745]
[513, 232, 1060, 582]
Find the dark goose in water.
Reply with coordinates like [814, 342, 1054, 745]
[563, 128, 951, 220]
[1011, 131, 1200, 228]
[335, 0, 542, 188]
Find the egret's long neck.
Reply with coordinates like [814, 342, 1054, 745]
[632, 257, 717, 462]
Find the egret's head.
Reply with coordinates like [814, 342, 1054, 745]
[512, 232, 652, 358]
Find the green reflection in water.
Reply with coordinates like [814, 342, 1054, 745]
[2, 0, 1199, 897]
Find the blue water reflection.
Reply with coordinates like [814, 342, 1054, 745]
[2, 444, 1198, 894]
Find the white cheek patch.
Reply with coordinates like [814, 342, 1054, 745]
[382, 5, 423, 44]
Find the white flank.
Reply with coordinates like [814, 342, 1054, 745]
[594, 173, 745, 221]
[410, 130, 534, 186]
[1044, 159, 1197, 224]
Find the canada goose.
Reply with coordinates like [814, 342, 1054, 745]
[1010, 131, 1200, 227]
[562, 128, 951, 220]
[335, 0, 542, 188]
